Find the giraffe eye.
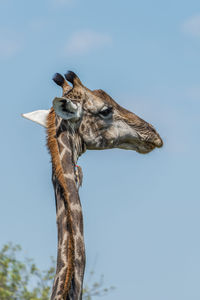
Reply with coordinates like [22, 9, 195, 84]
[99, 107, 113, 118]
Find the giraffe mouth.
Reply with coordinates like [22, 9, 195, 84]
[118, 143, 154, 153]
[117, 137, 162, 154]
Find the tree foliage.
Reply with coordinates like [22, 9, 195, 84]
[0, 243, 114, 300]
[83, 271, 115, 300]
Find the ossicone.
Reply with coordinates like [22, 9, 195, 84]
[64, 71, 83, 88]
[52, 73, 65, 87]
[53, 72, 72, 95]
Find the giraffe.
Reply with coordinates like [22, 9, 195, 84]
[22, 71, 163, 300]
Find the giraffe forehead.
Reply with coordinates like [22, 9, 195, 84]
[67, 91, 83, 100]
[83, 94, 105, 112]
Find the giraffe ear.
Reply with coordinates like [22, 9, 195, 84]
[53, 97, 82, 120]
[21, 110, 50, 127]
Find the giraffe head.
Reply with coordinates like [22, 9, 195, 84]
[51, 71, 163, 154]
[22, 71, 163, 154]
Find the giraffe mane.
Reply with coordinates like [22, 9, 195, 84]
[46, 107, 75, 297]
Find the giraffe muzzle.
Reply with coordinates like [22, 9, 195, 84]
[153, 137, 163, 148]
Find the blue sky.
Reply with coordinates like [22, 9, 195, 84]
[1, 0, 200, 299]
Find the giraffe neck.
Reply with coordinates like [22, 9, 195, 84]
[47, 109, 86, 300]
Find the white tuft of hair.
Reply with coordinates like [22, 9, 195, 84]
[21, 110, 50, 128]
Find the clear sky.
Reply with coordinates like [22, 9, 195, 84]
[1, 0, 200, 299]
